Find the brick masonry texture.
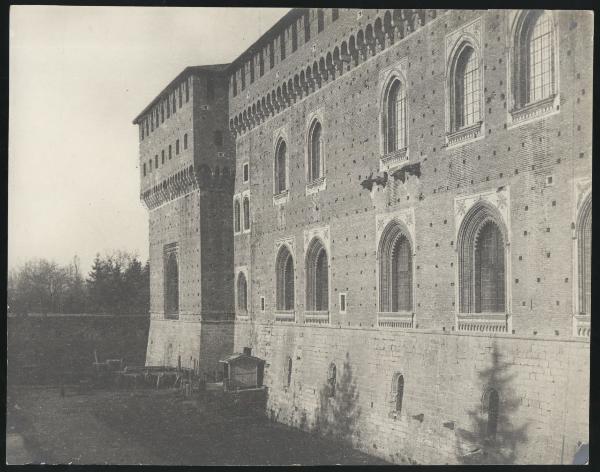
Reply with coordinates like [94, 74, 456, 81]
[136, 68, 236, 374]
[136, 9, 592, 464]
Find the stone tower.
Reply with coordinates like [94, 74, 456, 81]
[133, 64, 235, 377]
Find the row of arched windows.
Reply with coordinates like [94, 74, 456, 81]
[274, 118, 324, 196]
[382, 11, 556, 153]
[235, 194, 591, 318]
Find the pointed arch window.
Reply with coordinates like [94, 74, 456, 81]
[275, 139, 288, 194]
[515, 11, 555, 107]
[578, 195, 592, 315]
[234, 199, 241, 233]
[243, 197, 250, 231]
[384, 78, 407, 153]
[379, 222, 413, 313]
[164, 248, 179, 318]
[308, 120, 324, 182]
[237, 272, 248, 313]
[306, 238, 328, 311]
[458, 204, 507, 314]
[454, 45, 481, 129]
[475, 221, 505, 313]
[276, 245, 295, 311]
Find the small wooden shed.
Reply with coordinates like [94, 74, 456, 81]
[220, 348, 265, 391]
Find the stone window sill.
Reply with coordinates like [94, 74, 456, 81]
[273, 190, 289, 205]
[164, 313, 179, 320]
[509, 95, 558, 126]
[446, 121, 483, 148]
[380, 147, 408, 171]
[304, 310, 329, 325]
[305, 177, 326, 196]
[573, 314, 590, 338]
[456, 313, 508, 333]
[275, 311, 295, 322]
[377, 311, 414, 329]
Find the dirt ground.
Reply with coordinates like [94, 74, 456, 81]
[6, 385, 390, 465]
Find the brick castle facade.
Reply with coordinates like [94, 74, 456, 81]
[134, 9, 591, 464]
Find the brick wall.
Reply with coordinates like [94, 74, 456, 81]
[229, 9, 592, 465]
[139, 68, 236, 372]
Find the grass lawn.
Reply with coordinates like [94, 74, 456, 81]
[6, 385, 390, 465]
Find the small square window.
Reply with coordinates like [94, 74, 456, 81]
[545, 175, 554, 186]
[243, 163, 249, 183]
[339, 293, 347, 313]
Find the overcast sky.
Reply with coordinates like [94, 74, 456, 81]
[9, 6, 290, 272]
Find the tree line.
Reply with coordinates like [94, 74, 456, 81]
[7, 252, 149, 315]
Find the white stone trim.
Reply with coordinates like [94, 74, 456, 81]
[272, 128, 289, 197]
[454, 186, 511, 242]
[378, 57, 410, 171]
[303, 224, 331, 255]
[233, 193, 242, 236]
[305, 108, 326, 187]
[444, 17, 485, 146]
[572, 176, 592, 332]
[241, 189, 251, 234]
[506, 10, 561, 129]
[375, 209, 417, 328]
[453, 187, 513, 331]
[375, 207, 416, 249]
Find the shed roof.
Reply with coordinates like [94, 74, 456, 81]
[219, 352, 265, 364]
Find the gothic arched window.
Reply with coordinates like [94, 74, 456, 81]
[515, 11, 556, 107]
[237, 272, 248, 313]
[306, 238, 328, 311]
[243, 197, 250, 231]
[308, 120, 323, 182]
[275, 245, 294, 311]
[384, 78, 407, 153]
[458, 204, 507, 314]
[275, 139, 287, 194]
[578, 194, 592, 315]
[234, 199, 241, 233]
[164, 250, 179, 317]
[475, 221, 505, 313]
[378, 221, 413, 312]
[453, 44, 481, 130]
